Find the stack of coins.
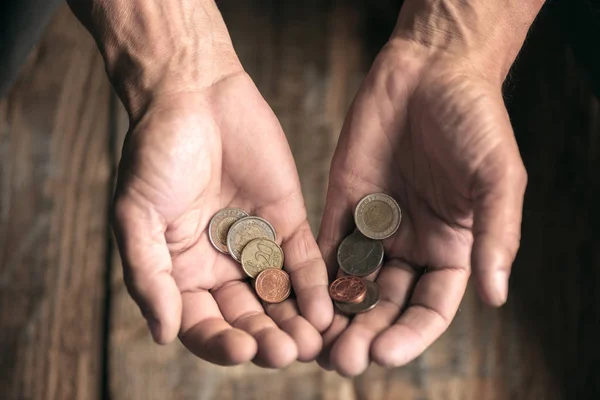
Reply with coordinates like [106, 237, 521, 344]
[329, 193, 402, 314]
[209, 209, 291, 304]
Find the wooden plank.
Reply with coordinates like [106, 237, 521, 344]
[3, 2, 597, 400]
[105, 1, 600, 400]
[0, 6, 111, 400]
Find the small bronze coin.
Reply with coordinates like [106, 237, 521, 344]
[334, 280, 380, 315]
[329, 276, 367, 303]
[255, 268, 291, 303]
[354, 193, 401, 240]
[226, 216, 277, 262]
[337, 231, 384, 277]
[208, 208, 249, 253]
[241, 238, 284, 278]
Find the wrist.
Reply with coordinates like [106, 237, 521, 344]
[391, 0, 545, 82]
[67, 0, 243, 120]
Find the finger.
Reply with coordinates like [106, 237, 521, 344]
[471, 146, 527, 306]
[317, 186, 356, 278]
[316, 312, 349, 370]
[179, 290, 257, 365]
[113, 197, 181, 344]
[317, 235, 401, 371]
[265, 300, 322, 362]
[318, 245, 389, 371]
[212, 281, 298, 368]
[281, 220, 333, 332]
[330, 260, 417, 376]
[371, 266, 469, 367]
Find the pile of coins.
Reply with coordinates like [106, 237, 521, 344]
[209, 209, 291, 304]
[329, 193, 402, 314]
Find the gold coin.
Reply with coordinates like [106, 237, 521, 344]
[354, 193, 401, 240]
[208, 208, 248, 253]
[226, 216, 277, 262]
[334, 280, 380, 315]
[241, 238, 284, 278]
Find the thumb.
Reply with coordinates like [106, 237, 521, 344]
[471, 146, 528, 306]
[112, 196, 182, 344]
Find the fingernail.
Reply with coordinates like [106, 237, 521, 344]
[492, 270, 509, 305]
[146, 317, 161, 342]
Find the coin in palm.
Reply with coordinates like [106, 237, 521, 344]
[337, 231, 384, 277]
[334, 280, 380, 314]
[354, 193, 401, 240]
[209, 208, 249, 253]
[241, 238, 284, 278]
[255, 268, 291, 303]
[329, 276, 367, 304]
[226, 216, 277, 262]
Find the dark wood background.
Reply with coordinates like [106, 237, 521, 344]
[1, 2, 599, 399]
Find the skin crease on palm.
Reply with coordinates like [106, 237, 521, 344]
[316, 40, 527, 376]
[112, 72, 333, 368]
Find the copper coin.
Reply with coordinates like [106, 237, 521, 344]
[255, 268, 291, 304]
[334, 280, 380, 315]
[329, 276, 367, 303]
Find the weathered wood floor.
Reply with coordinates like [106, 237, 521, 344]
[1, 2, 599, 399]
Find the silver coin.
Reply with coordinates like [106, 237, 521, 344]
[337, 231, 384, 277]
[226, 216, 277, 262]
[354, 193, 401, 240]
[208, 208, 249, 254]
[334, 280, 380, 314]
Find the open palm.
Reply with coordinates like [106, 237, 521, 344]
[113, 72, 333, 367]
[318, 42, 527, 375]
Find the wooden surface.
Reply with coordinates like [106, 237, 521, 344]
[1, 2, 599, 400]
[0, 8, 110, 400]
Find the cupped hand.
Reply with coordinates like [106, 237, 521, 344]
[112, 72, 333, 368]
[317, 41, 527, 375]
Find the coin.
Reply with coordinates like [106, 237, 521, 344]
[255, 268, 291, 303]
[226, 216, 277, 262]
[337, 231, 384, 277]
[354, 193, 401, 240]
[334, 280, 380, 314]
[241, 238, 284, 278]
[208, 208, 249, 253]
[329, 276, 367, 303]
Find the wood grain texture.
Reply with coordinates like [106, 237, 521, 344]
[0, 7, 111, 400]
[105, 1, 561, 399]
[106, 1, 600, 399]
[1, 1, 599, 400]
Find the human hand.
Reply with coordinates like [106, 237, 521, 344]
[113, 72, 334, 367]
[317, 38, 529, 375]
[68, 0, 333, 367]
